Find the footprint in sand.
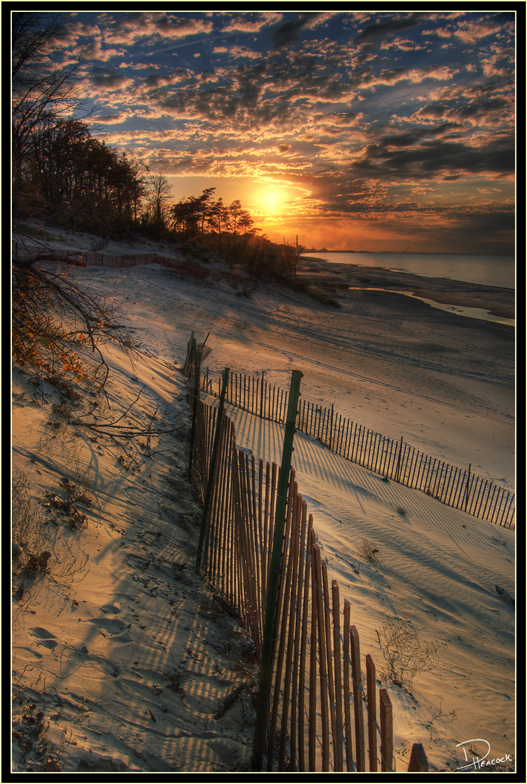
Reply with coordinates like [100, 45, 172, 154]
[13, 646, 43, 661]
[87, 617, 133, 641]
[29, 627, 59, 649]
[99, 603, 122, 614]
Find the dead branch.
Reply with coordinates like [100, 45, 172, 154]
[72, 423, 185, 438]
[214, 684, 244, 720]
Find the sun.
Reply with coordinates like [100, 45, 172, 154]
[264, 187, 280, 214]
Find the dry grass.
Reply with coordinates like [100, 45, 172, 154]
[12, 472, 52, 573]
[358, 538, 383, 566]
[12, 470, 90, 588]
[376, 618, 438, 686]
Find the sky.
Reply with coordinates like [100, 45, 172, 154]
[38, 9, 518, 252]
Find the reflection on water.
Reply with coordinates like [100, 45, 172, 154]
[303, 251, 515, 290]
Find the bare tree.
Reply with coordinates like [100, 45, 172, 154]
[12, 13, 83, 206]
[11, 14, 140, 390]
[146, 174, 172, 226]
[12, 250, 135, 389]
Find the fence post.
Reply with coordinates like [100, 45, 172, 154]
[408, 742, 429, 771]
[252, 369, 303, 771]
[184, 332, 196, 376]
[195, 367, 229, 572]
[464, 463, 472, 511]
[350, 625, 366, 771]
[395, 437, 404, 482]
[366, 654, 377, 771]
[380, 688, 394, 771]
[187, 351, 201, 475]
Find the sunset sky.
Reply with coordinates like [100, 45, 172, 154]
[36, 10, 518, 252]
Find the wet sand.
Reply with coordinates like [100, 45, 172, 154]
[298, 256, 515, 320]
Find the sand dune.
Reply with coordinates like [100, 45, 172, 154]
[12, 230, 515, 772]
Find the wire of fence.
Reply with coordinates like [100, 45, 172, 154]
[12, 241, 190, 270]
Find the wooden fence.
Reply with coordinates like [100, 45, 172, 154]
[12, 241, 188, 270]
[201, 368, 515, 530]
[186, 359, 428, 772]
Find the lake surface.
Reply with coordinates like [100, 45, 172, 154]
[301, 251, 515, 290]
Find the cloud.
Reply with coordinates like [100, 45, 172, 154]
[89, 67, 135, 91]
[353, 134, 514, 182]
[355, 13, 428, 42]
[454, 96, 513, 126]
[75, 38, 125, 62]
[379, 123, 465, 147]
[325, 111, 361, 126]
[221, 12, 282, 34]
[46, 10, 516, 253]
[480, 53, 514, 79]
[94, 112, 127, 124]
[422, 27, 452, 38]
[119, 62, 159, 70]
[140, 68, 193, 89]
[107, 12, 213, 45]
[151, 51, 362, 132]
[214, 45, 262, 60]
[380, 38, 427, 52]
[414, 87, 514, 129]
[295, 169, 514, 252]
[270, 13, 328, 50]
[454, 19, 503, 44]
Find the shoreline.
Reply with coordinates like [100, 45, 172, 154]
[297, 256, 515, 320]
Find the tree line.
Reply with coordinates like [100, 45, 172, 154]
[14, 100, 299, 277]
[11, 13, 304, 276]
[14, 103, 280, 263]
[12, 13, 307, 386]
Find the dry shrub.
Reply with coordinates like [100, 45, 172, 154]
[377, 618, 438, 685]
[358, 538, 383, 565]
[12, 471, 89, 586]
[38, 411, 96, 490]
[12, 472, 52, 570]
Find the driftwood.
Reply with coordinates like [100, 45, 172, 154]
[213, 594, 241, 620]
[214, 683, 244, 720]
[495, 585, 515, 607]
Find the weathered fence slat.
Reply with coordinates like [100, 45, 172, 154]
[308, 527, 318, 771]
[297, 512, 313, 772]
[408, 742, 429, 772]
[331, 581, 344, 771]
[350, 625, 366, 771]
[380, 688, 393, 771]
[366, 654, 378, 771]
[321, 562, 339, 770]
[343, 601, 354, 771]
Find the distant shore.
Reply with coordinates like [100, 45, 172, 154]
[297, 256, 515, 320]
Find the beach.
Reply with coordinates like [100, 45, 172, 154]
[298, 255, 515, 321]
[12, 228, 516, 772]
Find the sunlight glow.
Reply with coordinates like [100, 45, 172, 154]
[263, 187, 280, 214]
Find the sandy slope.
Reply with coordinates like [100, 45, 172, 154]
[62, 253, 515, 490]
[12, 348, 257, 773]
[225, 403, 515, 771]
[12, 228, 516, 772]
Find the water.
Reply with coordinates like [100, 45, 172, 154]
[301, 251, 515, 290]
